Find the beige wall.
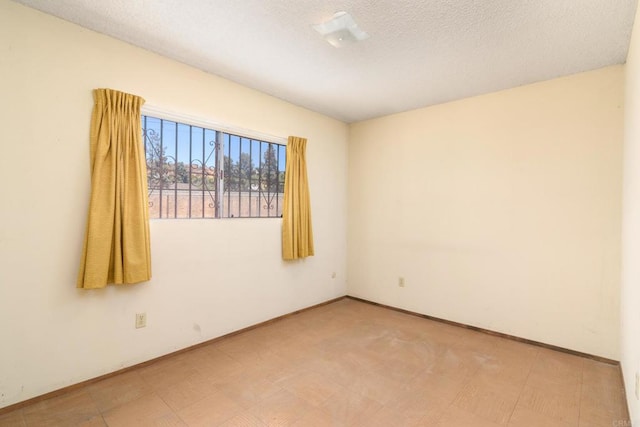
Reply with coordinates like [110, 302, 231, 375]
[348, 66, 623, 359]
[622, 2, 640, 421]
[0, 1, 348, 409]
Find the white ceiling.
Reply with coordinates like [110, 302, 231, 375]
[13, 0, 639, 123]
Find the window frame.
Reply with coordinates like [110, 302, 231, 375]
[141, 106, 287, 220]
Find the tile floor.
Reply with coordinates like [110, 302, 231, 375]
[0, 298, 629, 426]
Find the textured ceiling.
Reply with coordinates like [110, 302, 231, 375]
[12, 0, 639, 123]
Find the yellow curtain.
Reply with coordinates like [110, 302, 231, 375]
[282, 136, 314, 260]
[77, 89, 151, 289]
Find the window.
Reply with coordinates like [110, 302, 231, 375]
[142, 115, 286, 219]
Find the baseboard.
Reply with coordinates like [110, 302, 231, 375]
[346, 295, 619, 365]
[1, 293, 622, 415]
[0, 295, 347, 415]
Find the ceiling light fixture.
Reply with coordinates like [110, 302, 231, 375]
[313, 11, 369, 48]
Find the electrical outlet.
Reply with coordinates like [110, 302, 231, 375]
[331, 272, 337, 279]
[636, 372, 639, 400]
[135, 313, 147, 329]
[398, 277, 405, 287]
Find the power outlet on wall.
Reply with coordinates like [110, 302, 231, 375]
[135, 312, 147, 329]
[398, 277, 405, 288]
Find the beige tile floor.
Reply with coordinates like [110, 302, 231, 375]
[0, 298, 629, 426]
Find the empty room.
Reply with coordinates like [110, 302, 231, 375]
[2, 0, 640, 426]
